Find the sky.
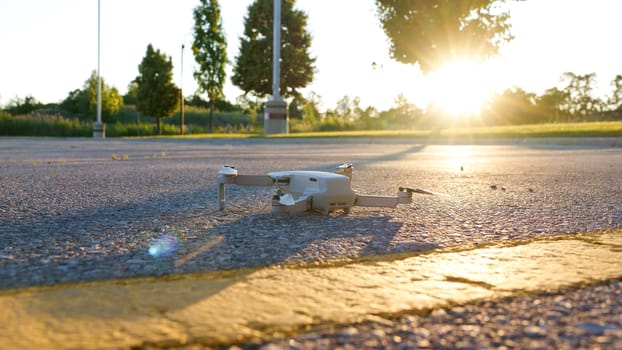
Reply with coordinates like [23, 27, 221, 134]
[0, 0, 621, 112]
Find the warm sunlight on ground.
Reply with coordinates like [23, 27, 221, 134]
[421, 60, 500, 118]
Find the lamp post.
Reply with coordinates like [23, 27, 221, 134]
[93, 0, 105, 138]
[263, 0, 288, 134]
[180, 43, 185, 135]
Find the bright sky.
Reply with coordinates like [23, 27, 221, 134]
[0, 0, 621, 112]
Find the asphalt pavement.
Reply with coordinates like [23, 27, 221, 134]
[0, 137, 621, 349]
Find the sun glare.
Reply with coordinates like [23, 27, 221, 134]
[422, 60, 498, 118]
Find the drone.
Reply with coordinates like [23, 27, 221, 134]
[217, 163, 436, 215]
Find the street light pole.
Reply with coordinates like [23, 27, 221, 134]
[272, 0, 282, 102]
[93, 0, 105, 138]
[263, 0, 288, 134]
[180, 43, 185, 135]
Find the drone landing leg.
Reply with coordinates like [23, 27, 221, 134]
[218, 182, 226, 210]
[217, 175, 274, 210]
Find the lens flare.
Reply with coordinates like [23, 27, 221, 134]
[148, 233, 178, 258]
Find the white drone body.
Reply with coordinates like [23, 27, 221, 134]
[217, 164, 433, 215]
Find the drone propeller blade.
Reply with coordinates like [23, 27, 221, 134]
[399, 187, 444, 196]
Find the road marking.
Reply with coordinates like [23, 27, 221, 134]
[1, 231, 621, 349]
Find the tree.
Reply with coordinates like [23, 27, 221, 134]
[101, 86, 123, 123]
[484, 87, 539, 125]
[560, 72, 603, 120]
[288, 96, 304, 119]
[59, 71, 123, 122]
[135, 44, 180, 135]
[609, 75, 622, 112]
[301, 91, 322, 126]
[83, 71, 123, 122]
[124, 82, 139, 105]
[193, 0, 228, 132]
[335, 96, 354, 120]
[536, 87, 570, 122]
[358, 106, 380, 130]
[60, 89, 87, 117]
[232, 0, 315, 98]
[4, 95, 44, 115]
[375, 0, 513, 73]
[379, 94, 423, 128]
[236, 94, 263, 125]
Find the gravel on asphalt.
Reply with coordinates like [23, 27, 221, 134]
[1, 138, 621, 349]
[228, 279, 622, 350]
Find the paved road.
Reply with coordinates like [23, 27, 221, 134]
[1, 137, 621, 348]
[1, 232, 621, 349]
[1, 137, 621, 282]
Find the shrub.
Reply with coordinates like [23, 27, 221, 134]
[0, 114, 90, 137]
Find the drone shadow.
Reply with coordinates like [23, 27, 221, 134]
[193, 207, 436, 272]
[307, 144, 428, 173]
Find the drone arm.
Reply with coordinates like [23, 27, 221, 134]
[235, 175, 275, 186]
[217, 174, 275, 210]
[355, 195, 399, 208]
[353, 188, 414, 208]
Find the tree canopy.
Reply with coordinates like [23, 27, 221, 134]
[537, 87, 570, 123]
[608, 75, 622, 112]
[60, 71, 123, 122]
[4, 95, 44, 116]
[134, 44, 180, 135]
[375, 0, 514, 73]
[484, 87, 540, 125]
[232, 0, 315, 98]
[193, 0, 228, 131]
[561, 72, 602, 118]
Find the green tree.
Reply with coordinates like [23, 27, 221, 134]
[335, 96, 354, 120]
[59, 71, 123, 122]
[561, 72, 603, 120]
[60, 89, 87, 117]
[330, 95, 364, 122]
[135, 44, 180, 135]
[609, 75, 622, 112]
[84, 71, 123, 122]
[236, 94, 263, 124]
[536, 87, 570, 122]
[193, 0, 228, 132]
[375, 0, 513, 73]
[379, 94, 422, 128]
[288, 96, 304, 119]
[124, 82, 139, 105]
[232, 0, 315, 98]
[484, 87, 539, 125]
[102, 87, 123, 123]
[4, 95, 44, 115]
[358, 106, 380, 130]
[301, 91, 321, 126]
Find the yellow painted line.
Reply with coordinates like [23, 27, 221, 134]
[1, 231, 621, 349]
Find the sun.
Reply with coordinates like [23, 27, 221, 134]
[422, 60, 497, 117]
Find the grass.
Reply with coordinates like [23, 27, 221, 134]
[145, 133, 256, 139]
[439, 121, 622, 138]
[2, 110, 622, 139]
[0, 113, 91, 137]
[168, 121, 622, 139]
